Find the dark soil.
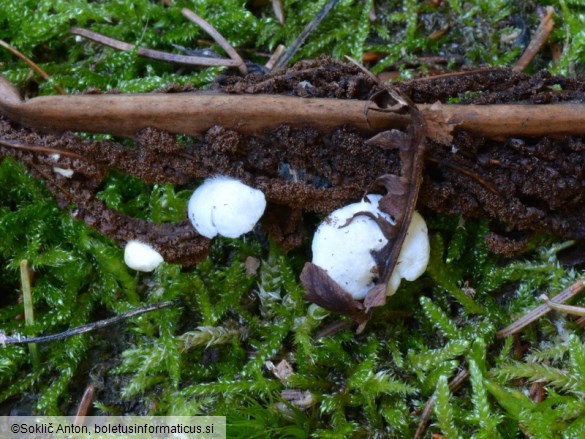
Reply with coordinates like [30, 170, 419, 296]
[0, 57, 583, 261]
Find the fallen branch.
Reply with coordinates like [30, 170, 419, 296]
[0, 76, 405, 137]
[2, 76, 585, 140]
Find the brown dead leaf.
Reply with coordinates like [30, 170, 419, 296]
[244, 256, 260, 278]
[300, 262, 368, 325]
[266, 359, 294, 383]
[366, 129, 410, 150]
[423, 101, 458, 145]
[363, 284, 387, 312]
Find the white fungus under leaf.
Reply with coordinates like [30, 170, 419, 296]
[312, 195, 391, 300]
[311, 195, 430, 300]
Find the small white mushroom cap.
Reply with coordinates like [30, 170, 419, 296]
[53, 167, 74, 178]
[187, 176, 267, 239]
[124, 240, 164, 272]
[311, 195, 430, 300]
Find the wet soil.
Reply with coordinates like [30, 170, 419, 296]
[0, 57, 583, 261]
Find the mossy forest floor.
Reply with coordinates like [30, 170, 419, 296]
[1, 1, 585, 437]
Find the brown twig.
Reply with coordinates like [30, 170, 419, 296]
[0, 301, 174, 346]
[496, 279, 585, 338]
[0, 138, 96, 162]
[4, 84, 585, 141]
[74, 384, 96, 422]
[414, 368, 470, 439]
[539, 293, 585, 317]
[0, 80, 407, 137]
[71, 28, 240, 68]
[272, 0, 285, 24]
[408, 67, 503, 82]
[0, 39, 65, 95]
[426, 156, 500, 195]
[181, 8, 248, 75]
[273, 0, 341, 71]
[513, 7, 555, 72]
[314, 321, 355, 339]
[265, 44, 286, 71]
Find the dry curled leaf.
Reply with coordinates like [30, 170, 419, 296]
[363, 85, 426, 304]
[423, 101, 458, 145]
[300, 262, 368, 325]
[266, 359, 294, 383]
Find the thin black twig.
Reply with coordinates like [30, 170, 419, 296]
[273, 0, 340, 71]
[0, 301, 174, 346]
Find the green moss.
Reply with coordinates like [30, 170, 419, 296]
[0, 0, 584, 436]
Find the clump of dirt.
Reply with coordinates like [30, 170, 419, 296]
[398, 68, 585, 104]
[217, 57, 378, 99]
[0, 57, 584, 261]
[219, 56, 585, 105]
[420, 132, 585, 248]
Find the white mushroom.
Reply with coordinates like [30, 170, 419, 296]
[52, 167, 74, 178]
[311, 195, 430, 300]
[187, 176, 267, 239]
[124, 240, 164, 272]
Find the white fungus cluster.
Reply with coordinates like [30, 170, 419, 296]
[311, 195, 430, 300]
[187, 176, 267, 239]
[123, 176, 267, 272]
